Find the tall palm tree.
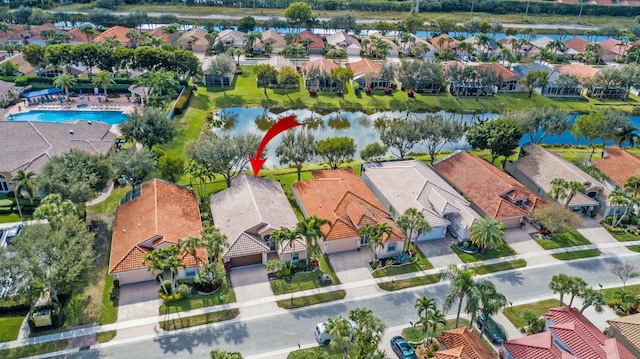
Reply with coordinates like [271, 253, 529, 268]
[53, 73, 77, 103]
[615, 124, 639, 147]
[360, 223, 392, 263]
[180, 235, 203, 273]
[143, 249, 170, 295]
[625, 177, 640, 197]
[210, 349, 243, 359]
[91, 71, 115, 101]
[201, 226, 228, 262]
[470, 217, 506, 254]
[271, 227, 298, 268]
[205, 31, 219, 53]
[126, 29, 141, 48]
[475, 280, 507, 339]
[567, 276, 588, 307]
[549, 273, 572, 306]
[415, 296, 437, 344]
[442, 264, 478, 328]
[579, 287, 605, 313]
[427, 308, 446, 339]
[296, 216, 331, 265]
[395, 208, 431, 251]
[348, 308, 386, 358]
[79, 24, 96, 43]
[244, 32, 262, 53]
[325, 315, 355, 359]
[11, 169, 36, 204]
[609, 189, 631, 227]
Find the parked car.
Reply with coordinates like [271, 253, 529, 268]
[314, 320, 357, 345]
[477, 314, 507, 344]
[5, 224, 23, 245]
[390, 336, 418, 359]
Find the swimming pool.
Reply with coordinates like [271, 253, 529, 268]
[7, 110, 128, 126]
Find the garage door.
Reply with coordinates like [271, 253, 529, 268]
[230, 254, 262, 267]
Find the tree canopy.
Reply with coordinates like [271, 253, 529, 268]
[377, 116, 422, 159]
[111, 147, 158, 185]
[120, 107, 175, 150]
[315, 136, 357, 169]
[466, 118, 524, 164]
[275, 128, 317, 181]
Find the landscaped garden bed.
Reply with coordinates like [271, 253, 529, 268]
[534, 229, 591, 249]
[269, 256, 340, 295]
[159, 276, 235, 315]
[451, 243, 516, 263]
[371, 246, 434, 278]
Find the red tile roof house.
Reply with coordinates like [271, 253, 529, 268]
[326, 31, 362, 56]
[430, 34, 458, 54]
[435, 327, 495, 359]
[360, 160, 482, 242]
[474, 63, 526, 93]
[433, 151, 544, 228]
[608, 313, 640, 358]
[503, 331, 579, 359]
[0, 24, 25, 45]
[593, 146, 640, 190]
[109, 179, 207, 285]
[93, 25, 134, 47]
[600, 37, 630, 59]
[0, 121, 117, 194]
[210, 173, 305, 268]
[506, 143, 617, 217]
[146, 26, 174, 46]
[66, 27, 92, 44]
[301, 58, 340, 90]
[347, 59, 390, 90]
[292, 168, 405, 256]
[297, 30, 325, 54]
[13, 23, 58, 46]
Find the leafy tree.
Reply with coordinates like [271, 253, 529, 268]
[377, 116, 422, 159]
[610, 261, 639, 288]
[159, 153, 185, 183]
[33, 194, 79, 230]
[512, 107, 570, 144]
[276, 66, 300, 93]
[601, 110, 632, 150]
[329, 67, 353, 88]
[187, 131, 261, 188]
[470, 217, 505, 254]
[466, 118, 524, 164]
[324, 315, 355, 359]
[253, 63, 278, 96]
[237, 16, 256, 33]
[201, 226, 228, 263]
[0, 61, 19, 76]
[180, 235, 204, 272]
[579, 287, 606, 314]
[206, 54, 236, 89]
[210, 350, 243, 359]
[329, 14, 358, 33]
[276, 128, 317, 181]
[296, 215, 331, 264]
[533, 202, 582, 234]
[523, 70, 550, 98]
[284, 2, 313, 31]
[53, 73, 77, 103]
[120, 107, 175, 151]
[419, 114, 467, 164]
[316, 136, 356, 169]
[143, 246, 185, 295]
[395, 208, 431, 251]
[36, 149, 112, 204]
[442, 264, 478, 328]
[111, 147, 158, 185]
[71, 43, 101, 78]
[549, 273, 572, 305]
[360, 142, 388, 161]
[348, 308, 386, 358]
[475, 280, 507, 339]
[91, 70, 115, 100]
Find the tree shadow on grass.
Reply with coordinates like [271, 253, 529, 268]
[214, 93, 244, 108]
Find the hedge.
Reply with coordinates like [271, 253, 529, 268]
[0, 296, 30, 314]
[173, 86, 193, 115]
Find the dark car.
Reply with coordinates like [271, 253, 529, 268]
[5, 224, 23, 245]
[477, 314, 507, 344]
[390, 336, 418, 359]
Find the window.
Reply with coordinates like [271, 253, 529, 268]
[360, 235, 368, 246]
[186, 268, 196, 277]
[0, 175, 8, 192]
[263, 234, 276, 251]
[292, 252, 300, 261]
[388, 243, 396, 252]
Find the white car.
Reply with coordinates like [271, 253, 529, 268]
[314, 320, 357, 345]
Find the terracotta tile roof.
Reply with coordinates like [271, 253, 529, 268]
[0, 24, 25, 42]
[553, 63, 598, 80]
[302, 58, 339, 75]
[564, 38, 589, 53]
[435, 327, 495, 359]
[544, 306, 635, 359]
[593, 146, 640, 187]
[298, 30, 324, 49]
[293, 168, 404, 242]
[504, 332, 579, 359]
[93, 26, 132, 44]
[66, 28, 90, 43]
[146, 26, 172, 44]
[600, 38, 628, 55]
[475, 63, 522, 82]
[430, 34, 458, 51]
[16, 23, 57, 43]
[259, 56, 296, 71]
[347, 59, 382, 77]
[608, 313, 640, 352]
[433, 151, 543, 220]
[109, 179, 205, 273]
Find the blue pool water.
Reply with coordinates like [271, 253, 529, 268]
[7, 110, 128, 126]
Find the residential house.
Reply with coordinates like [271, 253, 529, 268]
[177, 27, 209, 52]
[347, 59, 390, 89]
[146, 26, 174, 45]
[326, 31, 362, 56]
[600, 37, 629, 59]
[10, 23, 58, 46]
[360, 160, 482, 241]
[292, 168, 405, 256]
[364, 32, 399, 57]
[430, 34, 458, 53]
[608, 313, 640, 358]
[109, 179, 206, 284]
[297, 30, 324, 54]
[445, 60, 494, 97]
[210, 173, 305, 267]
[530, 36, 577, 58]
[593, 146, 640, 190]
[0, 24, 25, 45]
[258, 56, 295, 71]
[93, 26, 134, 47]
[0, 80, 16, 103]
[435, 327, 495, 359]
[554, 63, 597, 82]
[0, 121, 117, 193]
[216, 29, 246, 48]
[564, 37, 589, 54]
[201, 57, 236, 86]
[506, 143, 614, 216]
[498, 35, 535, 57]
[301, 58, 340, 90]
[399, 33, 435, 58]
[502, 331, 579, 359]
[255, 29, 286, 54]
[433, 151, 544, 228]
[475, 63, 526, 92]
[0, 53, 35, 76]
[513, 63, 582, 97]
[66, 28, 92, 44]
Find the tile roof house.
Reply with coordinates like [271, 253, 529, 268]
[297, 30, 325, 54]
[66, 27, 92, 44]
[433, 151, 544, 228]
[326, 31, 362, 56]
[0, 53, 35, 76]
[0, 24, 25, 45]
[600, 38, 629, 57]
[361, 160, 482, 242]
[554, 63, 598, 82]
[506, 143, 615, 216]
[593, 146, 640, 189]
[474, 63, 526, 92]
[543, 306, 635, 359]
[177, 27, 209, 52]
[512, 63, 584, 98]
[259, 56, 296, 71]
[255, 29, 286, 54]
[146, 26, 174, 45]
[302, 58, 340, 90]
[435, 327, 495, 359]
[292, 168, 405, 256]
[608, 313, 640, 358]
[564, 37, 589, 53]
[210, 174, 304, 267]
[503, 331, 579, 359]
[216, 29, 246, 48]
[364, 32, 399, 57]
[347, 59, 390, 89]
[430, 34, 458, 53]
[0, 120, 117, 194]
[93, 26, 134, 47]
[109, 179, 206, 284]
[12, 23, 58, 46]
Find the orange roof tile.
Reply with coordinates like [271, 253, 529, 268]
[66, 28, 90, 43]
[94, 25, 133, 45]
[504, 332, 578, 359]
[347, 59, 382, 77]
[564, 38, 588, 53]
[430, 34, 458, 51]
[298, 30, 324, 49]
[553, 63, 598, 80]
[593, 146, 640, 187]
[433, 151, 543, 220]
[302, 58, 339, 75]
[109, 179, 205, 273]
[475, 63, 522, 81]
[600, 38, 628, 55]
[146, 26, 173, 44]
[436, 327, 495, 359]
[292, 169, 404, 242]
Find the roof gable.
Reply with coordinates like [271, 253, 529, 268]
[608, 313, 640, 352]
[223, 232, 269, 258]
[347, 59, 382, 77]
[436, 327, 494, 359]
[475, 63, 522, 81]
[554, 64, 598, 80]
[564, 38, 589, 52]
[298, 30, 324, 49]
[302, 58, 339, 74]
[593, 146, 640, 187]
[93, 26, 132, 44]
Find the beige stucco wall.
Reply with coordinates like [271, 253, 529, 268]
[377, 241, 404, 259]
[0, 172, 15, 193]
[500, 216, 523, 229]
[321, 236, 359, 254]
[115, 269, 157, 285]
[281, 251, 308, 263]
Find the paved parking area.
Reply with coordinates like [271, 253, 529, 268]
[326, 249, 373, 284]
[230, 265, 281, 317]
[417, 236, 462, 269]
[116, 281, 163, 322]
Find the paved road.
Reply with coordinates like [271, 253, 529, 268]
[50, 254, 639, 359]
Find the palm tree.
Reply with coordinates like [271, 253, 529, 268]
[426, 308, 446, 339]
[470, 217, 505, 254]
[476, 280, 507, 339]
[80, 24, 96, 43]
[567, 276, 588, 307]
[244, 32, 262, 53]
[180, 235, 203, 273]
[210, 349, 243, 359]
[201, 226, 228, 262]
[349, 308, 386, 358]
[549, 273, 572, 306]
[126, 29, 141, 48]
[205, 31, 219, 53]
[625, 177, 640, 197]
[415, 296, 437, 344]
[615, 124, 639, 147]
[143, 249, 170, 295]
[91, 71, 115, 101]
[442, 264, 477, 328]
[11, 169, 36, 204]
[395, 208, 431, 251]
[325, 315, 355, 359]
[609, 189, 631, 227]
[271, 227, 298, 268]
[579, 287, 606, 313]
[360, 223, 392, 263]
[296, 216, 331, 265]
[53, 73, 77, 103]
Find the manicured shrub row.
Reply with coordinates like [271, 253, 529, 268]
[173, 86, 193, 116]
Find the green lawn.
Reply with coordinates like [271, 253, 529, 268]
[277, 290, 346, 309]
[602, 284, 640, 300]
[86, 186, 130, 216]
[372, 246, 434, 278]
[0, 316, 24, 342]
[0, 340, 69, 359]
[271, 255, 341, 295]
[288, 345, 355, 359]
[378, 274, 441, 291]
[475, 259, 527, 275]
[0, 213, 32, 224]
[451, 243, 516, 263]
[551, 249, 600, 260]
[611, 232, 640, 242]
[159, 279, 236, 315]
[159, 309, 239, 331]
[503, 298, 564, 329]
[402, 318, 471, 343]
[627, 245, 640, 252]
[536, 229, 591, 250]
[96, 330, 117, 343]
[99, 274, 118, 325]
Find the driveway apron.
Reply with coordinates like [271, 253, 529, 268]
[230, 265, 281, 317]
[326, 249, 380, 296]
[503, 223, 558, 266]
[114, 281, 163, 340]
[417, 236, 462, 268]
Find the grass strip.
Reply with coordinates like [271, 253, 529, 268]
[475, 259, 527, 275]
[0, 316, 24, 343]
[159, 279, 235, 315]
[402, 318, 470, 343]
[159, 309, 239, 331]
[0, 339, 69, 359]
[611, 232, 640, 242]
[551, 249, 600, 260]
[451, 244, 516, 263]
[99, 274, 118, 325]
[627, 245, 640, 252]
[277, 290, 346, 309]
[378, 274, 441, 291]
[96, 330, 117, 343]
[503, 299, 564, 329]
[373, 246, 434, 278]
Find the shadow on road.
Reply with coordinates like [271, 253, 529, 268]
[153, 321, 249, 355]
[494, 271, 525, 286]
[291, 303, 348, 320]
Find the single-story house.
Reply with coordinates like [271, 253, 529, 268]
[93, 26, 134, 47]
[0, 24, 25, 45]
[0, 120, 117, 193]
[512, 63, 583, 97]
[365, 32, 399, 57]
[498, 35, 536, 57]
[11, 23, 58, 46]
[403, 33, 435, 58]
[216, 29, 246, 48]
[201, 56, 236, 86]
[475, 63, 526, 92]
[326, 31, 362, 56]
[0, 53, 35, 76]
[109, 179, 206, 285]
[297, 30, 325, 54]
[255, 29, 286, 54]
[301, 58, 340, 90]
[506, 143, 614, 216]
[0, 80, 17, 103]
[600, 37, 629, 59]
[433, 151, 544, 228]
[608, 313, 640, 358]
[347, 59, 390, 89]
[66, 27, 92, 44]
[258, 56, 295, 71]
[554, 63, 597, 83]
[210, 173, 305, 267]
[361, 160, 482, 241]
[177, 27, 209, 52]
[146, 26, 174, 45]
[435, 327, 495, 359]
[593, 146, 640, 190]
[430, 34, 458, 53]
[503, 331, 579, 359]
[292, 168, 405, 257]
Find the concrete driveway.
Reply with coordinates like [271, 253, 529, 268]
[230, 265, 280, 317]
[327, 249, 373, 285]
[417, 236, 462, 268]
[116, 281, 162, 322]
[503, 223, 557, 266]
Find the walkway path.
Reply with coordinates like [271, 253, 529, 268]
[85, 180, 114, 206]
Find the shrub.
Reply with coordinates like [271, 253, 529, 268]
[159, 292, 183, 302]
[275, 267, 291, 278]
[308, 88, 318, 97]
[309, 258, 319, 268]
[161, 280, 173, 294]
[177, 284, 190, 298]
[365, 87, 372, 95]
[173, 86, 192, 115]
[392, 252, 412, 265]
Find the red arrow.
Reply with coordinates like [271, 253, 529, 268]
[249, 115, 304, 177]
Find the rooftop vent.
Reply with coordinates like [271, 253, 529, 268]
[69, 130, 75, 135]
